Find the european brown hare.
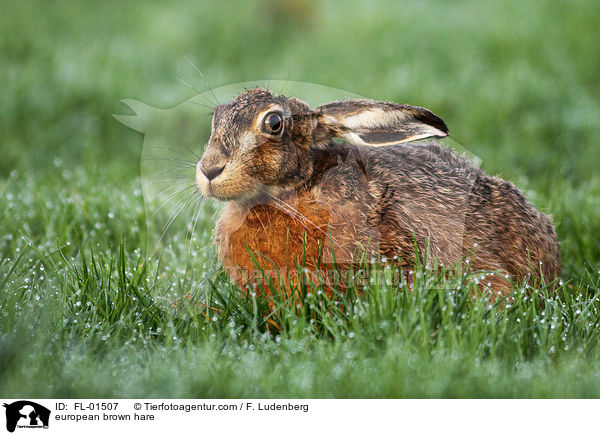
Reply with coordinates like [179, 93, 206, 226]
[196, 88, 560, 296]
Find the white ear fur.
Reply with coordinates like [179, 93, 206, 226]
[337, 108, 412, 129]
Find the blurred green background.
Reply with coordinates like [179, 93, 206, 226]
[1, 0, 600, 398]
[3, 0, 599, 178]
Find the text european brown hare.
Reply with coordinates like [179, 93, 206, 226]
[196, 88, 560, 296]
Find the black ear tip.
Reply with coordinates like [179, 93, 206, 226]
[414, 109, 449, 135]
[436, 117, 450, 135]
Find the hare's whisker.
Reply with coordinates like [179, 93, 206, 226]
[144, 145, 202, 162]
[141, 156, 197, 166]
[265, 192, 329, 237]
[177, 78, 217, 111]
[262, 204, 273, 226]
[265, 194, 323, 236]
[148, 180, 196, 198]
[156, 190, 198, 249]
[146, 183, 196, 205]
[152, 175, 197, 183]
[184, 100, 215, 110]
[268, 196, 308, 227]
[272, 202, 310, 233]
[177, 77, 203, 95]
[150, 184, 197, 216]
[184, 193, 204, 261]
[252, 208, 268, 235]
[258, 193, 307, 230]
[184, 57, 220, 106]
[144, 179, 195, 196]
[179, 143, 203, 161]
[142, 158, 196, 166]
[145, 165, 195, 182]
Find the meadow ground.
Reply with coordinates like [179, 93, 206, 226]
[1, 0, 599, 397]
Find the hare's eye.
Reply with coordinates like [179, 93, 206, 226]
[263, 112, 283, 135]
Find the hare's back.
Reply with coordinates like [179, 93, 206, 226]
[312, 140, 560, 282]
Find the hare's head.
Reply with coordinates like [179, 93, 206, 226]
[196, 88, 448, 201]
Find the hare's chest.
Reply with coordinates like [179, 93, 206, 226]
[216, 198, 328, 272]
[215, 194, 373, 281]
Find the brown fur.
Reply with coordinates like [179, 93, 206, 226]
[196, 88, 561, 296]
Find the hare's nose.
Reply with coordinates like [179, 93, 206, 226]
[201, 163, 225, 181]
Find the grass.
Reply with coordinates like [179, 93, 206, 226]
[1, 0, 600, 398]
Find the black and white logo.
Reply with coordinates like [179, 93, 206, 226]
[3, 401, 50, 432]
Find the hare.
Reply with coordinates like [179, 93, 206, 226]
[196, 88, 560, 295]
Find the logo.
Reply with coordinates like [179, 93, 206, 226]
[3, 401, 50, 432]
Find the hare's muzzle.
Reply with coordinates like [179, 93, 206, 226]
[200, 162, 225, 181]
[195, 160, 213, 197]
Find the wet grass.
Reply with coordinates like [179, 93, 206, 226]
[1, 0, 600, 397]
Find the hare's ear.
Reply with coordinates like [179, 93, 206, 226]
[315, 100, 448, 146]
